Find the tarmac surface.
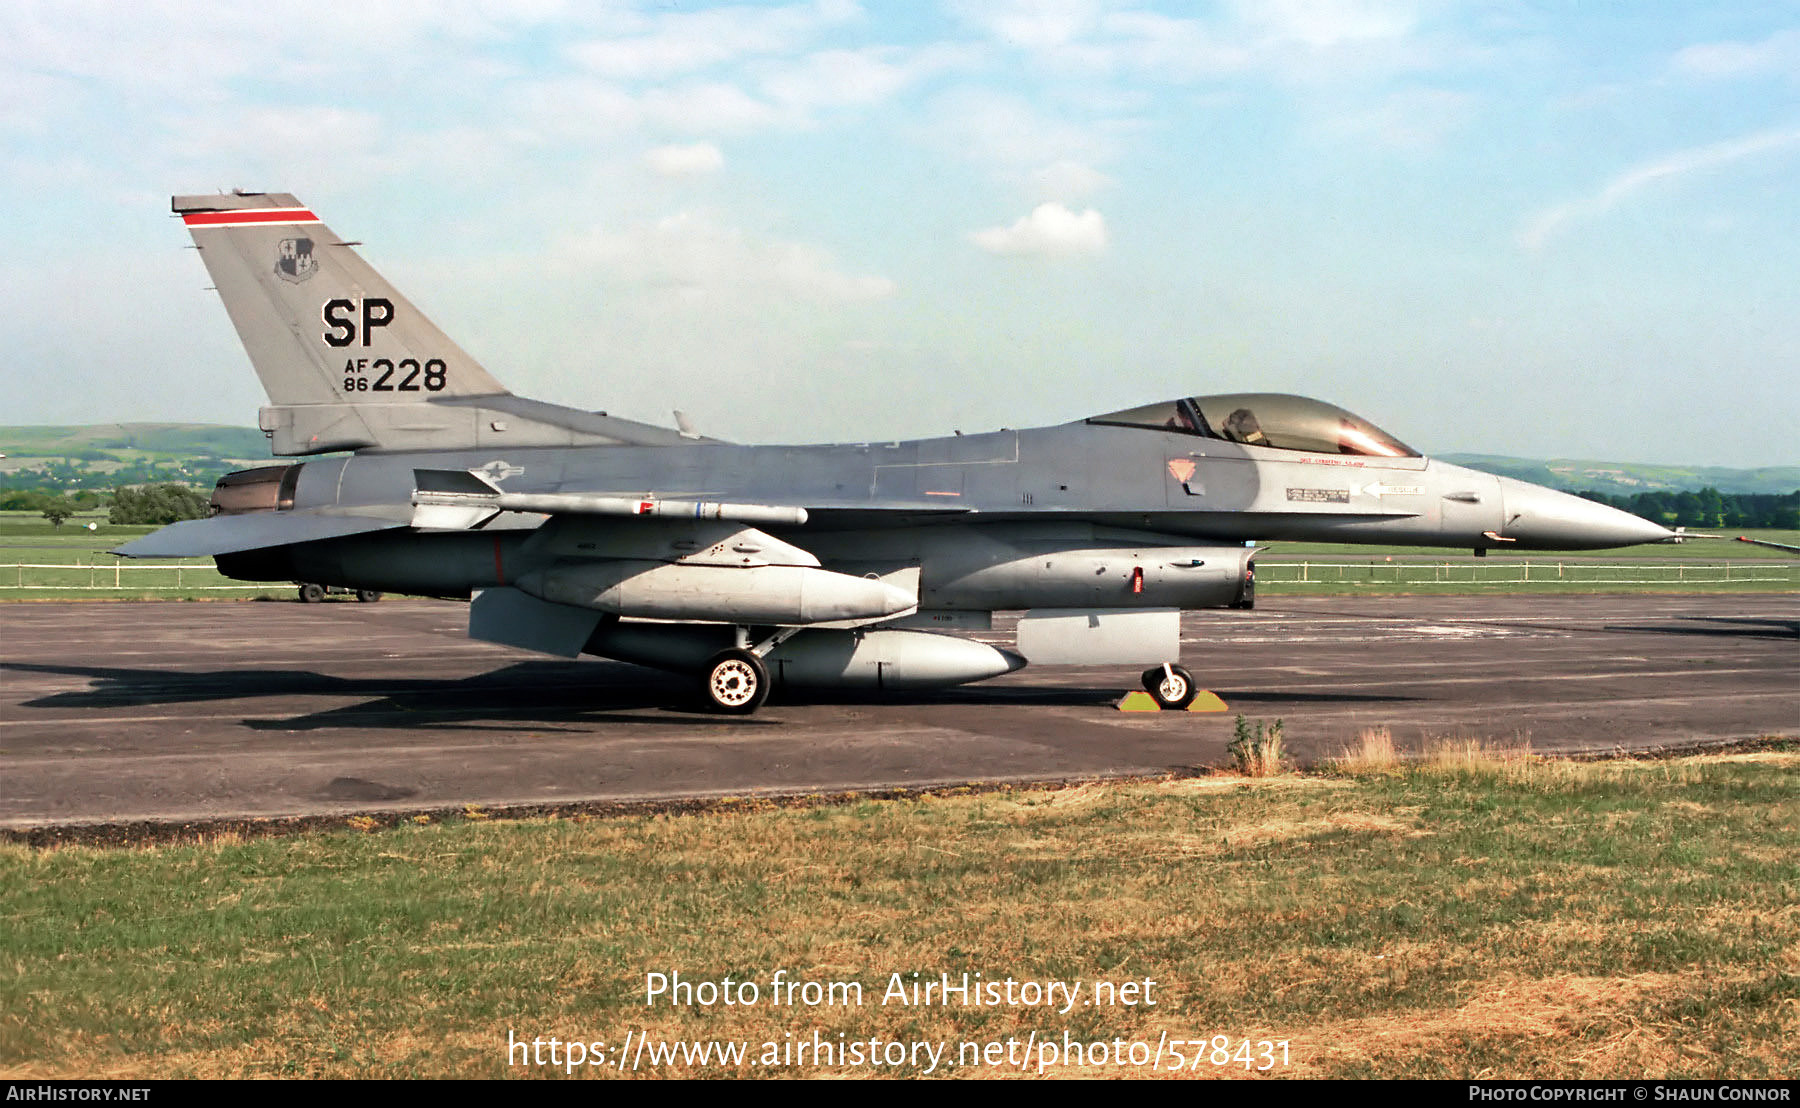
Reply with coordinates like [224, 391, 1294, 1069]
[2, 594, 1796, 829]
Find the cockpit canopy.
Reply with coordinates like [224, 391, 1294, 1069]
[1088, 392, 1418, 458]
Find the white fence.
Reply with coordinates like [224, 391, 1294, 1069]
[0, 563, 279, 591]
[1254, 560, 1796, 586]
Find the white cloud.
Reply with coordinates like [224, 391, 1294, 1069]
[166, 106, 398, 193]
[971, 202, 1106, 256]
[1026, 159, 1113, 200]
[644, 142, 725, 176]
[566, 209, 896, 302]
[1092, 10, 1254, 79]
[567, 0, 861, 80]
[1235, 0, 1418, 50]
[950, 2, 1243, 78]
[950, 0, 1436, 83]
[516, 42, 969, 144]
[1672, 28, 1800, 80]
[1520, 126, 1800, 251]
[0, 1, 574, 100]
[502, 78, 644, 142]
[948, 0, 1104, 52]
[639, 81, 789, 133]
[760, 44, 977, 112]
[928, 88, 1134, 178]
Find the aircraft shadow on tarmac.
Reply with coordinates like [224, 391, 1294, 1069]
[3, 659, 1249, 732]
[5, 659, 764, 731]
[4, 659, 1422, 733]
[1213, 690, 1423, 705]
[1604, 616, 1800, 641]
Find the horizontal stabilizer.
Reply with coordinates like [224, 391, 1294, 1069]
[411, 468, 810, 530]
[114, 511, 405, 558]
[469, 587, 605, 658]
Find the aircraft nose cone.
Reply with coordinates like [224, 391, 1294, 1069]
[1497, 478, 1675, 550]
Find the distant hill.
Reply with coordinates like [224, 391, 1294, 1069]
[0, 424, 277, 493]
[1441, 455, 1798, 496]
[0, 423, 271, 460]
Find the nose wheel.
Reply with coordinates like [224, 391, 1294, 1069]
[1141, 664, 1198, 711]
[702, 649, 770, 714]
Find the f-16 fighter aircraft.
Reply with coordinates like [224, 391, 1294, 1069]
[121, 192, 1674, 713]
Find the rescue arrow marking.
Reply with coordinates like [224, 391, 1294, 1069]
[1355, 482, 1425, 498]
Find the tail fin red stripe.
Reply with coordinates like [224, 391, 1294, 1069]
[182, 208, 319, 227]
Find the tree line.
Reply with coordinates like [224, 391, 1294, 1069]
[1574, 488, 1800, 530]
[0, 484, 211, 527]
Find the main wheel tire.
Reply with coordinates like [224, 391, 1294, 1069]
[702, 649, 769, 714]
[1141, 664, 1198, 711]
[356, 590, 382, 603]
[299, 583, 325, 603]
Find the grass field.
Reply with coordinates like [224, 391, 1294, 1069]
[0, 513, 290, 600]
[2, 745, 1795, 1079]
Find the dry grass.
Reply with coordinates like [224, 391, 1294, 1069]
[1420, 736, 1534, 769]
[2, 751, 1795, 1079]
[1329, 726, 1400, 774]
[1229, 716, 1285, 777]
[1326, 731, 1541, 781]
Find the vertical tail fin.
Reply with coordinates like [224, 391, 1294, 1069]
[175, 191, 709, 454]
[176, 192, 510, 453]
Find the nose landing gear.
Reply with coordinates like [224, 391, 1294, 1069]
[1141, 663, 1199, 710]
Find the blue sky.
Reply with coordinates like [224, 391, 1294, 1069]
[2, 1, 1796, 466]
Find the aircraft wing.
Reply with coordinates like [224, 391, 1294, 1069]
[114, 509, 408, 558]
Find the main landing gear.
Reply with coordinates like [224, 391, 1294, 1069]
[698, 627, 801, 714]
[702, 649, 770, 714]
[1141, 663, 1198, 711]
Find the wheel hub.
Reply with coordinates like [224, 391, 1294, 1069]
[711, 660, 759, 707]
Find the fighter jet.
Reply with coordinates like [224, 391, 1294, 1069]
[120, 192, 1674, 713]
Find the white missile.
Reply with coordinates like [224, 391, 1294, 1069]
[411, 468, 808, 529]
